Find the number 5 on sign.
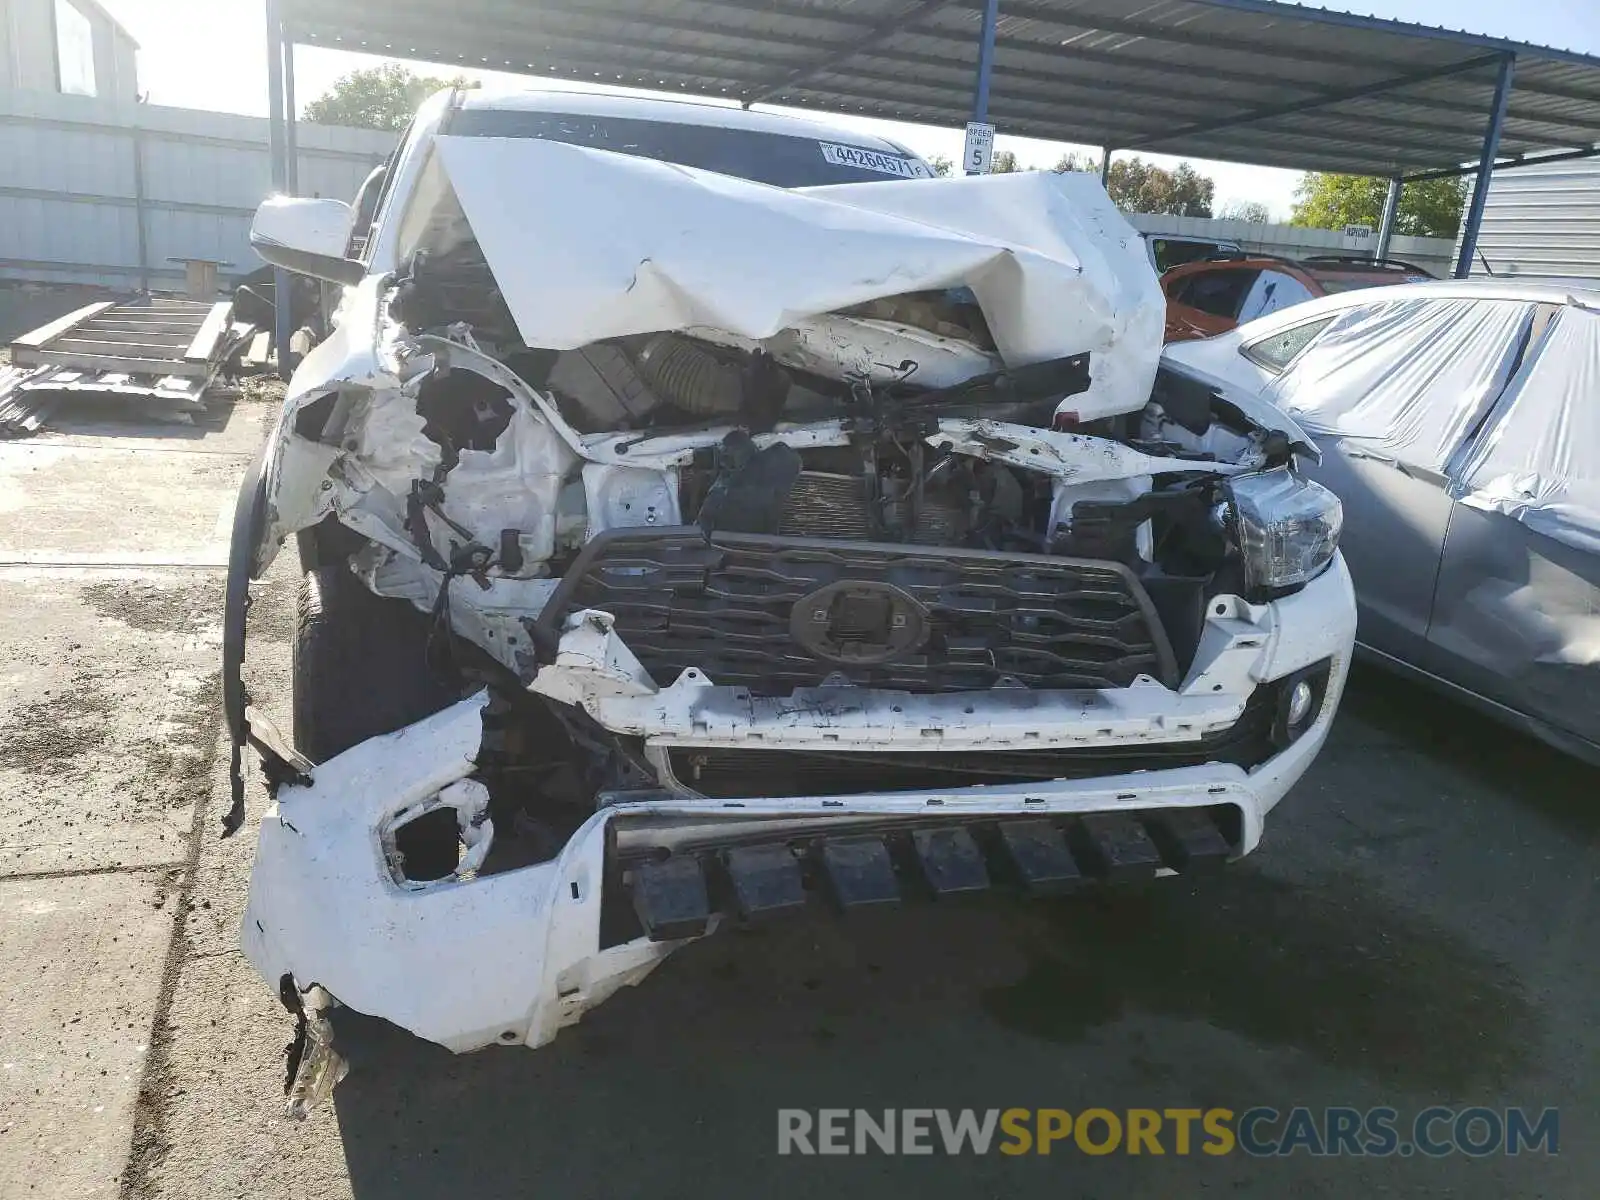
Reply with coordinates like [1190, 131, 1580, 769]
[963, 122, 995, 174]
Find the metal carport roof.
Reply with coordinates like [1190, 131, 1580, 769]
[257, 0, 1600, 363]
[277, 0, 1600, 180]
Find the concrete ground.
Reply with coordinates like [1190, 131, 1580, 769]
[0, 394, 1595, 1199]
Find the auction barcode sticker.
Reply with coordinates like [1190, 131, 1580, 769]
[819, 142, 932, 178]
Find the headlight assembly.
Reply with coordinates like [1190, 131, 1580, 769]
[1226, 467, 1342, 595]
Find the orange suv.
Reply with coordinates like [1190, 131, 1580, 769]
[1161, 254, 1434, 342]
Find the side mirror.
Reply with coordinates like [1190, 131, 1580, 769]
[250, 196, 364, 286]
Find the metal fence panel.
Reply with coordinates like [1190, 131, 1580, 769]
[1468, 157, 1600, 286]
[0, 87, 396, 291]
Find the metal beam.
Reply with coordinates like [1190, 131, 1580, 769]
[1126, 52, 1502, 151]
[130, 124, 151, 293]
[341, 15, 1523, 160]
[1404, 142, 1600, 184]
[968, 0, 999, 139]
[284, 31, 299, 194]
[831, 45, 1585, 149]
[1376, 177, 1402, 261]
[265, 0, 294, 378]
[743, 0, 949, 106]
[1455, 53, 1515, 278]
[1100, 147, 1112, 186]
[265, 0, 287, 193]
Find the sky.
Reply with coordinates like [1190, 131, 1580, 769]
[95, 0, 1600, 220]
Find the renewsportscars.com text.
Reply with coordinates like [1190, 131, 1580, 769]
[777, 1107, 1559, 1157]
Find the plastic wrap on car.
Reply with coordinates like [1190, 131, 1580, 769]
[1269, 296, 1536, 473]
[1449, 301, 1600, 556]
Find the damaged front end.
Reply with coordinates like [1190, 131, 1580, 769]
[228, 146, 1352, 1073]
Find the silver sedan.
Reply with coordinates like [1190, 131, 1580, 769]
[1162, 280, 1600, 762]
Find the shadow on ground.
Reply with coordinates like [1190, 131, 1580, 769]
[1337, 662, 1600, 841]
[326, 836, 1541, 1196]
[307, 665, 1600, 1200]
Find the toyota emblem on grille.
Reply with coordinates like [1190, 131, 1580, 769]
[789, 581, 930, 666]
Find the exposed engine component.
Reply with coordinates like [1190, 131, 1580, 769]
[633, 335, 746, 416]
[686, 435, 1046, 551]
[779, 472, 873, 539]
[842, 290, 996, 350]
[545, 333, 791, 432]
[545, 342, 663, 430]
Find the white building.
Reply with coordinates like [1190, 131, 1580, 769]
[0, 0, 138, 102]
[1467, 157, 1600, 287]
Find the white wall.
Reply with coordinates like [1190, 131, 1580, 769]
[0, 87, 397, 290]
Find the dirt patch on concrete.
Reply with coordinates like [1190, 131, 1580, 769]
[82, 577, 225, 636]
[135, 669, 226, 812]
[236, 376, 286, 407]
[0, 672, 116, 769]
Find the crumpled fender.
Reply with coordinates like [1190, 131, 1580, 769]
[241, 693, 677, 1052]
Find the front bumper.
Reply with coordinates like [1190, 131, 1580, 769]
[243, 557, 1354, 1054]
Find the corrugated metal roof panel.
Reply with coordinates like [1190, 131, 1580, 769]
[283, 0, 1600, 178]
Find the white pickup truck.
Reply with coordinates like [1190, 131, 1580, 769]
[224, 87, 1353, 1097]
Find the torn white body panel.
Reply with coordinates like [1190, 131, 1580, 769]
[243, 694, 680, 1053]
[412, 139, 1162, 420]
[243, 562, 1355, 1053]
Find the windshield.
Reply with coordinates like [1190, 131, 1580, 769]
[448, 108, 932, 187]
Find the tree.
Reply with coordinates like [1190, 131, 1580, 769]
[1053, 151, 1098, 173]
[1220, 199, 1272, 224]
[989, 148, 1026, 173]
[1052, 153, 1216, 216]
[1095, 156, 1214, 217]
[303, 63, 466, 132]
[927, 153, 955, 177]
[1290, 172, 1467, 239]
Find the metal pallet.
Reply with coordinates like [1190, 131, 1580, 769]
[2, 296, 239, 436]
[10, 297, 231, 378]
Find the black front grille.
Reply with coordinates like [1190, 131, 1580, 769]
[668, 687, 1277, 798]
[536, 528, 1177, 695]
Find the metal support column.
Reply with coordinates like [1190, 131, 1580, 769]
[265, 0, 286, 192]
[1454, 52, 1515, 279]
[966, 0, 999, 174]
[265, 0, 294, 377]
[1375, 175, 1402, 261]
[130, 124, 151, 292]
[1100, 147, 1113, 186]
[284, 32, 299, 195]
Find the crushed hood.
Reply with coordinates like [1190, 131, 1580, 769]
[402, 137, 1165, 420]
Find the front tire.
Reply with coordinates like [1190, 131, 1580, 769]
[292, 563, 456, 763]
